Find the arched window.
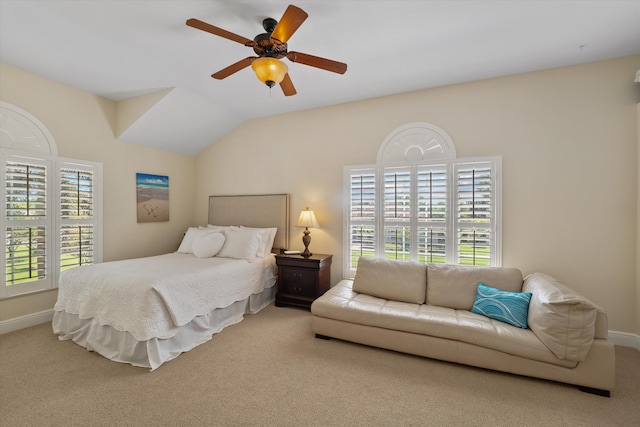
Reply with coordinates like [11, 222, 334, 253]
[344, 123, 501, 278]
[1, 102, 102, 298]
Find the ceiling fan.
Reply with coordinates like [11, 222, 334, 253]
[186, 4, 347, 96]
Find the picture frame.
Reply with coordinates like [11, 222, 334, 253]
[136, 173, 169, 222]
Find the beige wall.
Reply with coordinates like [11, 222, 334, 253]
[196, 55, 640, 334]
[2, 56, 638, 335]
[0, 63, 197, 321]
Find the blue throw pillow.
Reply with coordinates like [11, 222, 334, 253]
[471, 282, 532, 329]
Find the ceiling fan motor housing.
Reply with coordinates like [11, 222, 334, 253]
[252, 33, 288, 58]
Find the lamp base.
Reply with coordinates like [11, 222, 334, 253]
[301, 228, 312, 257]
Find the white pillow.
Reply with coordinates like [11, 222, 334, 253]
[217, 228, 261, 260]
[192, 232, 225, 258]
[206, 224, 227, 232]
[177, 227, 199, 253]
[239, 226, 277, 257]
[177, 228, 223, 254]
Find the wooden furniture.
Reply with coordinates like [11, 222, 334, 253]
[275, 253, 332, 309]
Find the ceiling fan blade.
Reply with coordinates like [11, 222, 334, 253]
[186, 18, 254, 46]
[212, 57, 257, 80]
[271, 5, 308, 43]
[287, 51, 347, 74]
[280, 73, 297, 96]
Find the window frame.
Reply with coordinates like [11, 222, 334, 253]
[343, 156, 501, 278]
[1, 151, 103, 298]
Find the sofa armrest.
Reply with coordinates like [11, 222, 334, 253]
[523, 273, 598, 362]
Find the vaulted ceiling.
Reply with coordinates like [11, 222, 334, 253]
[1, 1, 639, 155]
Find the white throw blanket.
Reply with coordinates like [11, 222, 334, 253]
[54, 253, 276, 341]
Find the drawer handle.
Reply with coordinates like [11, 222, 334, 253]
[293, 273, 303, 279]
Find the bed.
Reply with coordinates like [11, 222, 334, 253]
[52, 194, 290, 370]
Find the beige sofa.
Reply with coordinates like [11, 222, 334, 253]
[311, 257, 615, 396]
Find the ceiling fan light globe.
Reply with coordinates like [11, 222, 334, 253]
[251, 57, 288, 86]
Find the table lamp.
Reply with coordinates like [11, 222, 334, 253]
[296, 207, 319, 257]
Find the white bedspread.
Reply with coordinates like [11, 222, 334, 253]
[54, 253, 276, 341]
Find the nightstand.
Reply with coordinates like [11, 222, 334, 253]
[275, 253, 332, 310]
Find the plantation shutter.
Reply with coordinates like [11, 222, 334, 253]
[383, 168, 411, 261]
[455, 162, 496, 266]
[417, 167, 448, 264]
[59, 165, 96, 271]
[347, 169, 376, 276]
[3, 158, 50, 289]
[5, 162, 47, 219]
[344, 157, 500, 277]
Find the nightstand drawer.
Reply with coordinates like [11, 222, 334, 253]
[279, 267, 317, 297]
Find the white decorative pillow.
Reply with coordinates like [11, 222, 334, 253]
[177, 227, 200, 253]
[192, 232, 225, 258]
[240, 226, 277, 257]
[217, 228, 260, 260]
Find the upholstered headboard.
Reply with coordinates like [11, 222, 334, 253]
[208, 194, 290, 251]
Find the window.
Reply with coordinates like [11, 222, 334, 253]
[4, 159, 49, 289]
[455, 162, 495, 266]
[343, 122, 501, 278]
[417, 166, 447, 263]
[344, 158, 501, 277]
[348, 169, 376, 268]
[58, 163, 97, 271]
[1, 101, 102, 298]
[1, 155, 102, 298]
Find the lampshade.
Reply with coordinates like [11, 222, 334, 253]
[296, 208, 319, 228]
[251, 57, 288, 88]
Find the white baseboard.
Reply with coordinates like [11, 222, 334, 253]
[0, 309, 53, 335]
[608, 330, 640, 350]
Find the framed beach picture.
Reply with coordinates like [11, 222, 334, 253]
[136, 173, 169, 222]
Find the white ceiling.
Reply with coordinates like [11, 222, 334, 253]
[1, 1, 639, 155]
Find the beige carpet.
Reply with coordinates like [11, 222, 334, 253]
[1, 304, 638, 426]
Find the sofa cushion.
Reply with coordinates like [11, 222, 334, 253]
[426, 264, 523, 310]
[471, 282, 532, 329]
[353, 257, 427, 304]
[523, 273, 597, 362]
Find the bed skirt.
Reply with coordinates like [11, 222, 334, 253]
[52, 284, 276, 370]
